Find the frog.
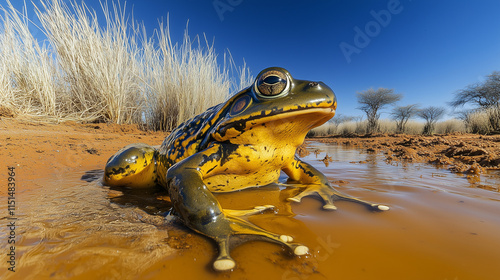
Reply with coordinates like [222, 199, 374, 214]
[103, 67, 389, 271]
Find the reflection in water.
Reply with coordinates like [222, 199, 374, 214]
[1, 171, 173, 280]
[2, 142, 500, 280]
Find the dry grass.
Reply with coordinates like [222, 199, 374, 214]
[461, 107, 500, 135]
[36, 0, 144, 124]
[310, 118, 467, 136]
[435, 119, 466, 134]
[0, 1, 62, 119]
[141, 24, 253, 131]
[0, 0, 251, 129]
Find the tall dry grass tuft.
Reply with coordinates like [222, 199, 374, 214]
[36, 0, 143, 124]
[141, 23, 253, 131]
[0, 0, 252, 128]
[0, 0, 61, 119]
[435, 119, 466, 134]
[465, 109, 495, 134]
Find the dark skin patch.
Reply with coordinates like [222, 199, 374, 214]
[200, 152, 221, 167]
[294, 156, 315, 178]
[107, 167, 127, 176]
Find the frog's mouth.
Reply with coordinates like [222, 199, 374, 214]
[218, 105, 336, 135]
[259, 106, 335, 128]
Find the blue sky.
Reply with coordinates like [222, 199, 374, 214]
[2, 0, 500, 119]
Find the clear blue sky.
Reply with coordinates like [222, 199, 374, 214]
[2, 0, 500, 119]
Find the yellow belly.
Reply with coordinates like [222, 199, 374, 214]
[204, 169, 281, 192]
[201, 142, 297, 193]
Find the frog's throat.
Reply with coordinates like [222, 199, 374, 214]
[218, 106, 336, 134]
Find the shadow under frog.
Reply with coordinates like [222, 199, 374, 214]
[101, 67, 389, 271]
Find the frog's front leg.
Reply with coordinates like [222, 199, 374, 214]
[166, 145, 308, 271]
[283, 156, 389, 211]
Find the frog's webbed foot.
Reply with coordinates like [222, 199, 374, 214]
[224, 205, 275, 217]
[213, 214, 309, 271]
[288, 184, 390, 211]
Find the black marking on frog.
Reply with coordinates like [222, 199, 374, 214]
[206, 165, 218, 175]
[219, 141, 240, 167]
[106, 166, 127, 176]
[200, 152, 220, 167]
[293, 156, 315, 178]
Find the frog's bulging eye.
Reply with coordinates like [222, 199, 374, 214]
[255, 70, 290, 98]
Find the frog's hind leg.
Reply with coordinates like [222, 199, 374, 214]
[166, 144, 309, 271]
[104, 143, 158, 188]
[213, 214, 309, 271]
[284, 157, 389, 211]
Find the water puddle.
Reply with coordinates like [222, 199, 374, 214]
[2, 142, 500, 280]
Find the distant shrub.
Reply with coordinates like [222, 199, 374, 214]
[466, 109, 493, 134]
[435, 119, 466, 134]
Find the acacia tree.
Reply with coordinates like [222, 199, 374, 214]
[418, 106, 446, 135]
[450, 71, 500, 132]
[391, 104, 419, 133]
[328, 113, 355, 127]
[315, 114, 356, 136]
[356, 88, 401, 134]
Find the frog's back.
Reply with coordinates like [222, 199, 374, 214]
[158, 103, 226, 169]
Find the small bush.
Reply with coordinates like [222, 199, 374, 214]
[466, 109, 493, 134]
[435, 119, 466, 134]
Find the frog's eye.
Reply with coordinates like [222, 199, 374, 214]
[254, 70, 290, 98]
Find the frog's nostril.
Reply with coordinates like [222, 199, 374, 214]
[308, 82, 319, 87]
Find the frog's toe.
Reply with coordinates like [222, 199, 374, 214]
[280, 234, 293, 243]
[375, 204, 390, 211]
[292, 244, 310, 256]
[322, 203, 338, 210]
[213, 238, 236, 271]
[319, 190, 338, 210]
[213, 257, 236, 271]
[254, 205, 275, 211]
[287, 190, 310, 203]
[279, 235, 311, 256]
[225, 205, 275, 217]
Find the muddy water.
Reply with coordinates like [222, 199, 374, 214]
[2, 142, 500, 280]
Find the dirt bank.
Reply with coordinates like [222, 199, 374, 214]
[312, 133, 500, 177]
